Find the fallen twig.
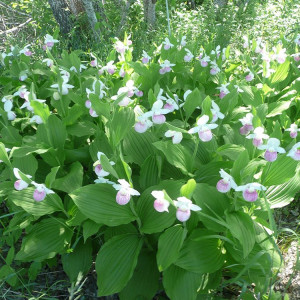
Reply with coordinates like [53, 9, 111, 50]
[0, 1, 31, 17]
[0, 17, 33, 35]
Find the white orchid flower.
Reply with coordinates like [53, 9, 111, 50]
[162, 38, 174, 50]
[13, 168, 32, 191]
[211, 101, 225, 122]
[165, 130, 183, 144]
[173, 197, 201, 222]
[184, 48, 194, 62]
[188, 115, 218, 142]
[31, 181, 54, 202]
[216, 169, 237, 193]
[246, 127, 269, 147]
[113, 179, 140, 205]
[257, 138, 286, 162]
[287, 142, 300, 161]
[286, 123, 300, 138]
[235, 182, 266, 202]
[151, 190, 170, 212]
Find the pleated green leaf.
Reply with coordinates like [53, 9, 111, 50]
[265, 171, 300, 208]
[139, 155, 160, 190]
[96, 234, 143, 296]
[70, 184, 136, 226]
[8, 187, 64, 217]
[0, 142, 11, 167]
[62, 239, 92, 282]
[52, 162, 83, 193]
[261, 155, 298, 186]
[12, 155, 38, 178]
[15, 218, 72, 262]
[225, 211, 256, 258]
[157, 225, 187, 271]
[183, 88, 204, 120]
[217, 144, 245, 160]
[47, 114, 67, 149]
[163, 265, 202, 300]
[82, 219, 102, 242]
[175, 229, 224, 273]
[119, 250, 160, 300]
[270, 60, 290, 85]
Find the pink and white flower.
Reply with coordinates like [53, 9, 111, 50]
[273, 47, 287, 64]
[164, 94, 179, 112]
[184, 49, 194, 62]
[19, 71, 28, 81]
[257, 138, 286, 162]
[291, 53, 300, 62]
[295, 34, 300, 46]
[200, 55, 210, 67]
[239, 113, 254, 135]
[42, 58, 53, 67]
[44, 34, 59, 49]
[51, 76, 74, 95]
[286, 123, 300, 138]
[246, 127, 269, 147]
[93, 152, 115, 177]
[114, 40, 127, 54]
[31, 181, 54, 202]
[188, 115, 218, 142]
[19, 44, 32, 56]
[119, 65, 126, 77]
[104, 61, 116, 74]
[165, 130, 183, 144]
[13, 168, 32, 191]
[216, 169, 238, 193]
[159, 60, 175, 74]
[287, 142, 300, 161]
[235, 183, 266, 202]
[242, 36, 249, 48]
[210, 61, 220, 75]
[30, 115, 43, 124]
[216, 83, 230, 99]
[173, 197, 201, 222]
[141, 51, 151, 64]
[245, 70, 254, 82]
[144, 100, 170, 124]
[211, 101, 225, 122]
[151, 190, 170, 212]
[89, 108, 98, 117]
[113, 179, 140, 205]
[180, 36, 187, 47]
[162, 38, 174, 50]
[14, 86, 28, 99]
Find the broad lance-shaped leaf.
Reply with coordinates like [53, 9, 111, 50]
[180, 179, 196, 198]
[46, 114, 67, 150]
[225, 211, 255, 258]
[157, 225, 187, 271]
[270, 60, 290, 85]
[175, 229, 224, 273]
[0, 142, 11, 167]
[119, 250, 160, 300]
[70, 184, 136, 226]
[62, 239, 92, 283]
[163, 265, 202, 300]
[15, 218, 72, 262]
[96, 234, 143, 296]
[183, 88, 204, 120]
[8, 187, 64, 217]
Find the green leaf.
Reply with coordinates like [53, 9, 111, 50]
[225, 211, 256, 258]
[45, 166, 60, 188]
[153, 140, 192, 175]
[119, 250, 160, 300]
[96, 234, 143, 296]
[123, 130, 157, 165]
[139, 155, 160, 190]
[62, 239, 92, 282]
[15, 218, 72, 262]
[157, 225, 187, 271]
[175, 229, 224, 273]
[266, 101, 291, 118]
[0, 142, 11, 167]
[100, 155, 119, 179]
[67, 121, 97, 137]
[52, 162, 83, 193]
[180, 179, 196, 198]
[12, 155, 38, 178]
[163, 265, 202, 300]
[70, 184, 136, 226]
[31, 100, 51, 123]
[110, 107, 135, 148]
[89, 94, 110, 119]
[11, 146, 49, 157]
[270, 60, 290, 85]
[46, 114, 67, 149]
[261, 155, 298, 186]
[265, 171, 300, 208]
[231, 150, 249, 184]
[217, 144, 245, 160]
[8, 187, 64, 217]
[202, 96, 212, 118]
[82, 219, 102, 242]
[183, 88, 204, 120]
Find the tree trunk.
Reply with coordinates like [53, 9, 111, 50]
[214, 0, 228, 7]
[143, 0, 156, 29]
[48, 0, 73, 34]
[82, 0, 101, 42]
[118, 0, 134, 32]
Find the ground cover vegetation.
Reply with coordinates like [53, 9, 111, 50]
[0, 0, 299, 299]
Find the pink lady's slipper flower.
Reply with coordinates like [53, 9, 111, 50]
[44, 34, 59, 49]
[13, 168, 32, 191]
[162, 38, 174, 50]
[173, 197, 201, 222]
[86, 79, 107, 99]
[135, 90, 143, 97]
[255, 38, 263, 54]
[159, 60, 175, 74]
[200, 55, 210, 67]
[42, 58, 53, 67]
[31, 181, 54, 202]
[295, 34, 300, 46]
[164, 94, 179, 112]
[211, 101, 225, 122]
[94, 152, 110, 177]
[245, 70, 254, 82]
[141, 50, 151, 64]
[113, 179, 140, 205]
[216, 83, 230, 99]
[85, 100, 92, 109]
[89, 108, 98, 118]
[70, 64, 87, 73]
[114, 40, 127, 54]
[246, 127, 269, 147]
[119, 65, 126, 77]
[291, 53, 300, 62]
[242, 36, 249, 48]
[257, 138, 286, 162]
[19, 44, 32, 56]
[235, 183, 266, 202]
[134, 106, 153, 133]
[234, 85, 244, 93]
[105, 61, 116, 74]
[184, 49, 194, 62]
[144, 100, 170, 124]
[239, 113, 254, 135]
[180, 36, 187, 47]
[286, 123, 300, 138]
[165, 130, 183, 144]
[90, 53, 98, 67]
[287, 142, 300, 161]
[51, 75, 74, 96]
[188, 115, 218, 142]
[30, 115, 43, 124]
[151, 190, 170, 212]
[19, 71, 28, 81]
[14, 86, 28, 99]
[210, 61, 220, 75]
[273, 47, 287, 64]
[216, 169, 238, 193]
